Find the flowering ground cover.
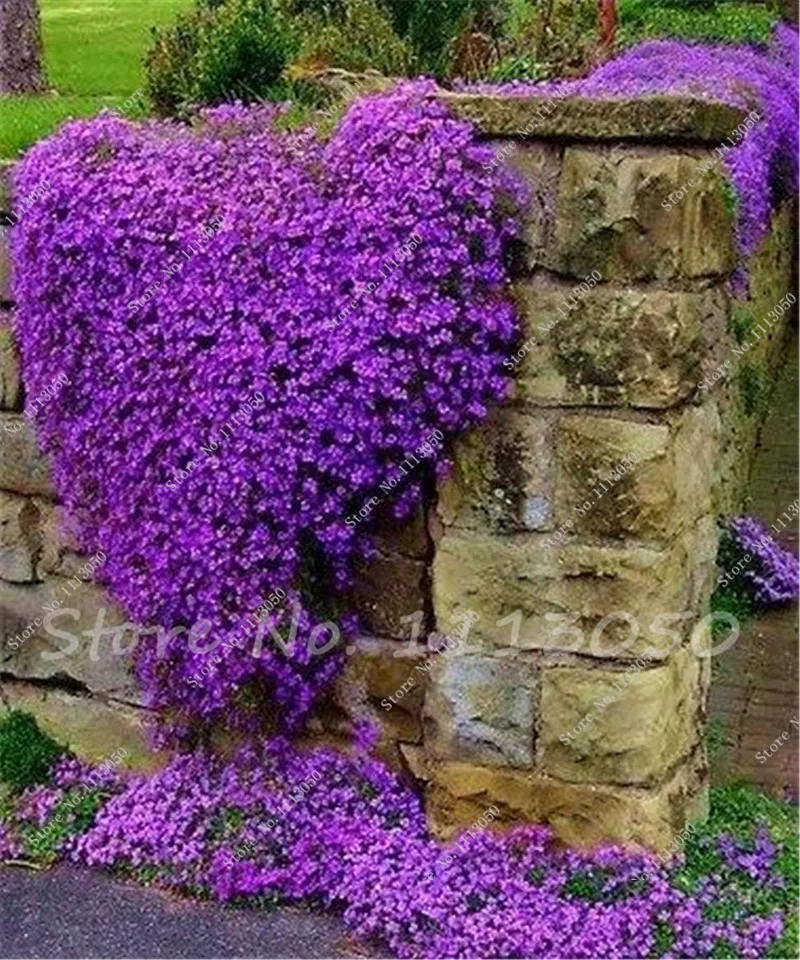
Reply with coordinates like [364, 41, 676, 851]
[1, 737, 797, 959]
[5, 24, 799, 960]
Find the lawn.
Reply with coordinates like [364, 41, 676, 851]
[0, 0, 192, 158]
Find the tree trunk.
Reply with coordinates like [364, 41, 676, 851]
[597, 0, 617, 52]
[0, 0, 46, 94]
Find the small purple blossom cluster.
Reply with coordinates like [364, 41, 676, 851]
[0, 742, 790, 958]
[728, 515, 799, 605]
[11, 84, 524, 741]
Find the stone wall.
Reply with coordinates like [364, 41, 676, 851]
[0, 95, 795, 849]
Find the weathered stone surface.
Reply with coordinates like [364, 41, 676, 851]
[352, 551, 428, 641]
[551, 148, 735, 280]
[33, 499, 86, 579]
[0, 489, 41, 581]
[432, 532, 695, 659]
[512, 281, 727, 407]
[437, 409, 555, 533]
[0, 576, 141, 703]
[0, 679, 164, 772]
[671, 405, 719, 531]
[555, 415, 671, 541]
[370, 502, 430, 559]
[553, 409, 718, 543]
[0, 413, 54, 496]
[425, 654, 538, 767]
[0, 318, 22, 410]
[0, 226, 10, 303]
[0, 161, 13, 214]
[306, 644, 428, 756]
[490, 140, 562, 268]
[539, 649, 701, 785]
[440, 93, 745, 142]
[346, 638, 427, 714]
[419, 752, 709, 850]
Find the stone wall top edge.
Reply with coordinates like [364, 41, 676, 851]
[439, 92, 747, 144]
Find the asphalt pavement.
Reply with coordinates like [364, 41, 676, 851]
[0, 865, 372, 959]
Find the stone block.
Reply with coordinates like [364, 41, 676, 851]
[370, 502, 430, 559]
[0, 490, 42, 582]
[555, 415, 671, 541]
[0, 679, 164, 773]
[352, 551, 428, 641]
[490, 140, 562, 269]
[33, 499, 86, 579]
[0, 161, 13, 214]
[432, 532, 695, 660]
[551, 148, 734, 281]
[0, 576, 142, 703]
[424, 654, 538, 767]
[419, 752, 708, 850]
[346, 637, 427, 716]
[440, 93, 745, 142]
[554, 409, 717, 543]
[539, 648, 701, 785]
[437, 408, 555, 533]
[0, 413, 54, 496]
[512, 281, 727, 408]
[0, 318, 22, 410]
[0, 226, 10, 303]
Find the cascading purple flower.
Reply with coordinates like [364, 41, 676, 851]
[728, 515, 799, 605]
[11, 83, 525, 741]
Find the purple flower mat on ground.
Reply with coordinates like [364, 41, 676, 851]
[7, 26, 799, 960]
[0, 746, 790, 958]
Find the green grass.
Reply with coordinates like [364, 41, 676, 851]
[619, 0, 780, 47]
[0, 0, 192, 158]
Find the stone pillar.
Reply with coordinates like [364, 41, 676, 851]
[415, 94, 790, 850]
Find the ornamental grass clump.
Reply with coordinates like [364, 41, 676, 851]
[12, 83, 524, 743]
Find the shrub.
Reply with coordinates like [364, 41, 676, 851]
[145, 0, 301, 116]
[292, 0, 411, 76]
[0, 711, 66, 793]
[488, 0, 598, 83]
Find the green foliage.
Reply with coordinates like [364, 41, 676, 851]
[730, 304, 756, 345]
[563, 868, 609, 902]
[738, 359, 770, 416]
[488, 0, 598, 83]
[145, 0, 302, 115]
[0, 711, 66, 794]
[294, 0, 411, 75]
[619, 0, 779, 47]
[720, 177, 740, 221]
[676, 783, 799, 959]
[23, 788, 108, 864]
[703, 715, 730, 764]
[711, 525, 760, 630]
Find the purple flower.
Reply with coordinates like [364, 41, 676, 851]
[728, 515, 799, 605]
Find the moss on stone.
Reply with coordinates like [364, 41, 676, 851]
[439, 93, 747, 142]
[729, 304, 756, 345]
[738, 360, 770, 417]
